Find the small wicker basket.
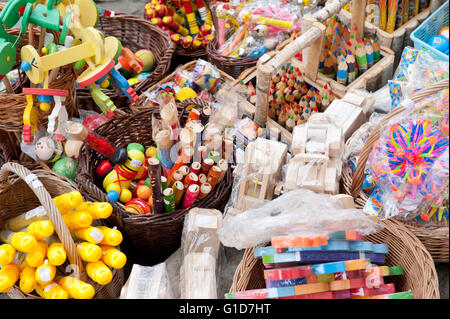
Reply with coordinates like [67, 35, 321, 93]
[229, 218, 440, 299]
[342, 80, 449, 263]
[76, 105, 233, 265]
[75, 12, 175, 112]
[0, 163, 124, 299]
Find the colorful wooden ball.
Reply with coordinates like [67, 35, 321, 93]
[135, 50, 156, 72]
[96, 160, 112, 177]
[52, 157, 77, 181]
[137, 185, 152, 200]
[145, 146, 158, 158]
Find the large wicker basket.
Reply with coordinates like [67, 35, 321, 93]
[76, 106, 233, 265]
[229, 218, 440, 299]
[130, 59, 236, 114]
[0, 26, 77, 133]
[75, 12, 175, 112]
[0, 163, 124, 299]
[342, 80, 449, 263]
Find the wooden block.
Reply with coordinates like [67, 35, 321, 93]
[291, 126, 307, 155]
[329, 277, 368, 291]
[332, 194, 355, 209]
[278, 291, 334, 299]
[324, 167, 338, 194]
[371, 284, 396, 296]
[371, 291, 414, 299]
[323, 99, 365, 140]
[267, 286, 296, 298]
[264, 265, 314, 281]
[285, 161, 300, 191]
[294, 282, 329, 296]
[262, 251, 385, 265]
[334, 270, 366, 280]
[265, 276, 307, 288]
[225, 289, 268, 299]
[326, 126, 343, 157]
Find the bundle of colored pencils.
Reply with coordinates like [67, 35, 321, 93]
[318, 16, 381, 86]
[266, 62, 336, 132]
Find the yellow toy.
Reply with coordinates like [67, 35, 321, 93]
[35, 259, 56, 285]
[27, 220, 54, 240]
[58, 276, 95, 299]
[74, 201, 113, 220]
[22, 94, 39, 144]
[0, 244, 16, 266]
[77, 242, 102, 263]
[62, 210, 93, 230]
[26, 241, 48, 268]
[98, 226, 123, 247]
[2, 231, 38, 253]
[37, 282, 69, 299]
[102, 147, 145, 203]
[86, 260, 112, 285]
[19, 262, 37, 294]
[100, 245, 126, 269]
[53, 190, 84, 213]
[74, 227, 104, 244]
[0, 263, 20, 293]
[46, 243, 67, 266]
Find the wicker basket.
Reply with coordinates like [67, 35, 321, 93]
[0, 143, 12, 168]
[0, 27, 77, 133]
[230, 220, 440, 299]
[76, 105, 233, 265]
[229, 218, 440, 299]
[342, 80, 449, 263]
[206, 37, 260, 79]
[131, 59, 235, 114]
[0, 163, 124, 299]
[75, 12, 175, 112]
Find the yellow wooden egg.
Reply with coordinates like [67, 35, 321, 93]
[135, 49, 156, 72]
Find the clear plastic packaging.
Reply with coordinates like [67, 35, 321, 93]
[219, 188, 382, 250]
[179, 208, 223, 299]
[388, 46, 449, 110]
[120, 262, 174, 299]
[365, 95, 449, 220]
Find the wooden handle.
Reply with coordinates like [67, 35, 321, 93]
[350, 80, 450, 198]
[0, 163, 85, 279]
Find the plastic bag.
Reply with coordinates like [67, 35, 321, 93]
[365, 95, 449, 220]
[388, 46, 449, 110]
[179, 208, 223, 299]
[219, 188, 382, 250]
[120, 263, 174, 299]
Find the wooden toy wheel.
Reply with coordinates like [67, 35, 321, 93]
[104, 36, 122, 62]
[81, 27, 105, 65]
[76, 59, 115, 87]
[21, 45, 45, 84]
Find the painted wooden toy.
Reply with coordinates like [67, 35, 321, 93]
[101, 146, 146, 203]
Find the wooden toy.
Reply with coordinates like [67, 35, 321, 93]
[65, 122, 117, 159]
[102, 146, 146, 203]
[0, 0, 99, 77]
[265, 276, 307, 288]
[262, 251, 385, 265]
[235, 138, 288, 211]
[284, 113, 344, 194]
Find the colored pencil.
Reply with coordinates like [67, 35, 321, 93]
[355, 44, 368, 74]
[346, 50, 357, 83]
[323, 51, 337, 78]
[371, 38, 381, 62]
[365, 42, 374, 68]
[336, 56, 348, 85]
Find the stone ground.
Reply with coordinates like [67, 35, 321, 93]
[0, 0, 448, 300]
